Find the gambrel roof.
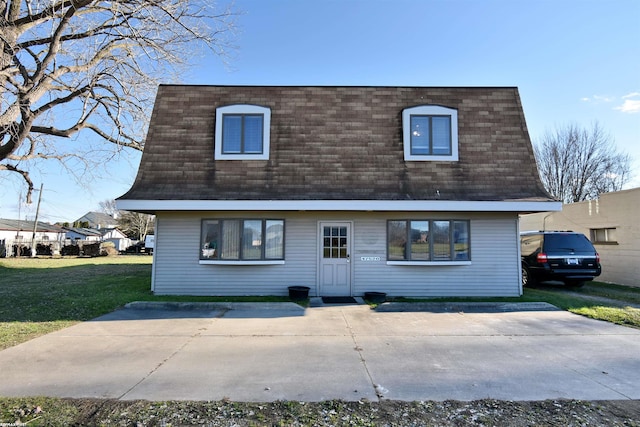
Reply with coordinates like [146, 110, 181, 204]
[119, 85, 553, 207]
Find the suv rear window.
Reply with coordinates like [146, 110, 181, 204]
[544, 234, 594, 253]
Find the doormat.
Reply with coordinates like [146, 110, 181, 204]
[322, 296, 357, 304]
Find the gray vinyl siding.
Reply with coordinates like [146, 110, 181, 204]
[152, 212, 317, 296]
[352, 215, 520, 297]
[151, 211, 521, 297]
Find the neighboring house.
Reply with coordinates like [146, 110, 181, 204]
[0, 218, 65, 256]
[520, 187, 640, 287]
[74, 211, 118, 229]
[117, 85, 559, 297]
[100, 228, 128, 240]
[64, 227, 103, 241]
[101, 228, 131, 252]
[65, 212, 131, 252]
[64, 227, 129, 249]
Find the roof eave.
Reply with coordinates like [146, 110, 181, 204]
[116, 199, 562, 213]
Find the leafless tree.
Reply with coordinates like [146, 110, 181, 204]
[99, 198, 151, 239]
[534, 122, 632, 203]
[118, 209, 153, 241]
[98, 198, 118, 218]
[1, 0, 238, 203]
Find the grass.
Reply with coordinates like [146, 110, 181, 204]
[391, 281, 640, 328]
[0, 256, 289, 350]
[578, 281, 640, 305]
[1, 256, 639, 351]
[571, 305, 640, 327]
[1, 258, 639, 426]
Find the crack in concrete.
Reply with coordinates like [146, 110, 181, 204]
[118, 309, 229, 400]
[340, 309, 384, 401]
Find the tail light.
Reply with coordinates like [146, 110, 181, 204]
[596, 253, 600, 263]
[536, 253, 548, 263]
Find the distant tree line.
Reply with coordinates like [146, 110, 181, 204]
[60, 221, 91, 228]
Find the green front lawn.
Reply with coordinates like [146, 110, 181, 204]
[0, 256, 288, 350]
[1, 256, 639, 351]
[394, 282, 640, 329]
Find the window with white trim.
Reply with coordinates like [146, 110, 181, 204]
[201, 219, 284, 261]
[215, 105, 271, 160]
[402, 105, 458, 161]
[387, 219, 470, 261]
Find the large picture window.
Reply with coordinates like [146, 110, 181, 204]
[402, 105, 458, 161]
[201, 219, 284, 261]
[387, 219, 470, 261]
[215, 105, 271, 160]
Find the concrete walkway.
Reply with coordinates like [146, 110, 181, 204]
[0, 302, 639, 402]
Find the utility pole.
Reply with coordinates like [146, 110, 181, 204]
[30, 183, 43, 257]
[16, 192, 22, 239]
[15, 192, 23, 256]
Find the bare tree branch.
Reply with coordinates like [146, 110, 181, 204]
[118, 210, 154, 241]
[1, 0, 239, 203]
[98, 198, 118, 217]
[534, 122, 633, 203]
[0, 162, 34, 202]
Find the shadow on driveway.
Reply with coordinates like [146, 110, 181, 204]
[0, 302, 638, 402]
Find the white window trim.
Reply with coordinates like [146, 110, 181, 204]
[402, 105, 458, 161]
[199, 260, 285, 265]
[387, 219, 471, 263]
[215, 104, 271, 160]
[387, 261, 471, 266]
[200, 218, 285, 262]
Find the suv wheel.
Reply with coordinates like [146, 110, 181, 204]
[522, 265, 536, 287]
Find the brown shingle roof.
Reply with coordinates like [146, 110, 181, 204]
[119, 85, 552, 202]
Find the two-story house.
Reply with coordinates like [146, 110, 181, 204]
[117, 85, 560, 297]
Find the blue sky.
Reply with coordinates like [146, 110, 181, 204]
[1, 0, 639, 223]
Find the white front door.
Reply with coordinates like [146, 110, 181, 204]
[319, 222, 352, 296]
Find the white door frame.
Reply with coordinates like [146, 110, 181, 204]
[317, 221, 353, 296]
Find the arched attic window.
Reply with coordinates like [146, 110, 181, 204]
[214, 104, 271, 160]
[402, 105, 458, 161]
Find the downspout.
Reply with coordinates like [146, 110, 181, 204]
[516, 216, 523, 296]
[150, 216, 158, 293]
[542, 213, 553, 231]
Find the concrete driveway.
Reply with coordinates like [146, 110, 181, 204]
[0, 301, 639, 402]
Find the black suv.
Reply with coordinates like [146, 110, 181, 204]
[520, 231, 601, 288]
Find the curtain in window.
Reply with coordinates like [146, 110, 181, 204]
[221, 220, 240, 259]
[201, 219, 284, 261]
